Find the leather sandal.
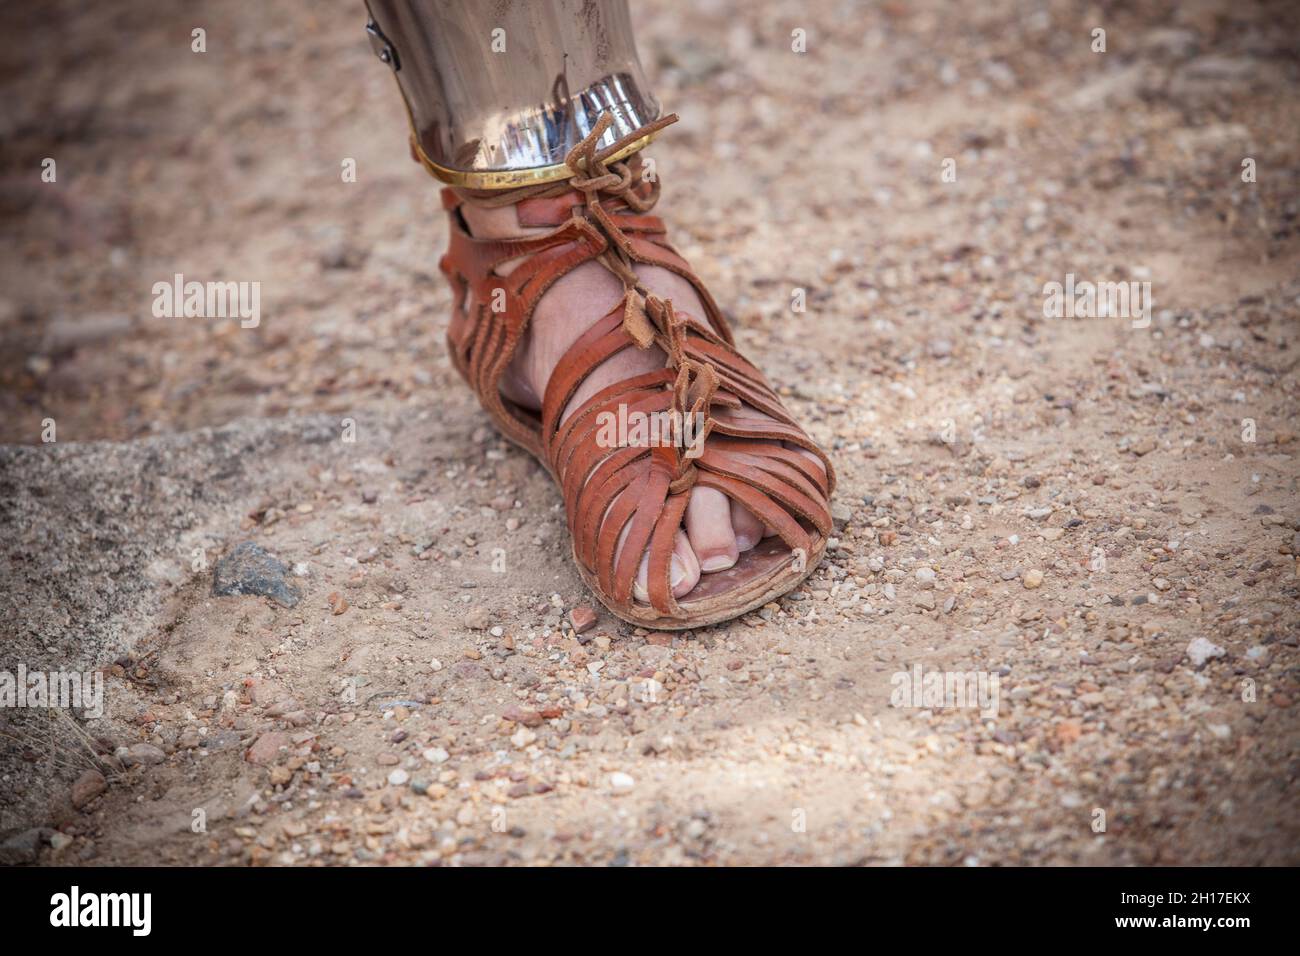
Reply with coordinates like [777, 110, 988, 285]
[437, 112, 836, 630]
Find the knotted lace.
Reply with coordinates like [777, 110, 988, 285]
[467, 111, 720, 497]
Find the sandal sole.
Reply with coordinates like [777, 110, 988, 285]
[574, 530, 827, 630]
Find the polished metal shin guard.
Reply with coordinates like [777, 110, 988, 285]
[364, 0, 661, 188]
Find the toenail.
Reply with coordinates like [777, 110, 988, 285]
[699, 551, 736, 573]
[670, 556, 688, 587]
[734, 533, 757, 553]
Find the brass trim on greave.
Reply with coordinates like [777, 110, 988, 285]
[408, 132, 661, 189]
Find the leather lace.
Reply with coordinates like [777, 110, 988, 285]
[468, 111, 719, 496]
[564, 113, 720, 495]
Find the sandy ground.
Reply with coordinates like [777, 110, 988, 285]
[1, 0, 1298, 865]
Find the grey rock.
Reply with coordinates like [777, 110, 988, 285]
[213, 541, 301, 607]
[831, 501, 853, 532]
[0, 828, 43, 865]
[126, 743, 166, 766]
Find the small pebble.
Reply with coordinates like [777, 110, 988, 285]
[570, 605, 599, 634]
[1186, 637, 1225, 669]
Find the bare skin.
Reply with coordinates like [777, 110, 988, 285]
[460, 197, 823, 603]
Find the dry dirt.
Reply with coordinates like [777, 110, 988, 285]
[1, 0, 1299, 865]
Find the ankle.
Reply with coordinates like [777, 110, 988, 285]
[457, 195, 547, 242]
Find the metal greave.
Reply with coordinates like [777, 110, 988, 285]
[364, 0, 661, 187]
